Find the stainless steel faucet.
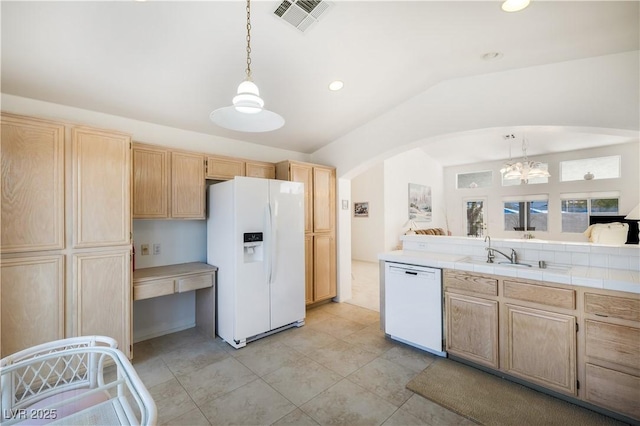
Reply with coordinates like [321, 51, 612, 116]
[486, 247, 518, 264]
[484, 236, 495, 263]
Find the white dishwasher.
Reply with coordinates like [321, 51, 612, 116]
[384, 262, 446, 357]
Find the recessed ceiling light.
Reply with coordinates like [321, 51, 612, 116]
[502, 0, 530, 12]
[482, 52, 503, 61]
[328, 80, 344, 91]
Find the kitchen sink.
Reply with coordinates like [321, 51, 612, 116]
[496, 261, 532, 267]
[459, 257, 571, 273]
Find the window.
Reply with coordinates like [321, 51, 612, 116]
[503, 197, 548, 232]
[465, 199, 486, 237]
[457, 171, 492, 189]
[559, 155, 621, 182]
[561, 195, 619, 233]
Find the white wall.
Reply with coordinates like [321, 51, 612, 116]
[351, 163, 385, 262]
[384, 149, 445, 251]
[443, 142, 640, 242]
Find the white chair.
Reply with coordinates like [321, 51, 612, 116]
[1, 336, 156, 425]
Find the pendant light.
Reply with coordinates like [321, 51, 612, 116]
[210, 0, 284, 132]
[500, 136, 550, 184]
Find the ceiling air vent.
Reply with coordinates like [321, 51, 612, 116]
[274, 0, 332, 33]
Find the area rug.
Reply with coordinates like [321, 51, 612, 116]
[406, 358, 624, 426]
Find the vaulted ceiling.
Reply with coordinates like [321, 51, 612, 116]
[2, 1, 638, 161]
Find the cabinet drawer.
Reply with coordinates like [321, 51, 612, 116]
[444, 270, 497, 296]
[585, 363, 640, 420]
[585, 293, 640, 322]
[585, 320, 640, 372]
[134, 279, 174, 301]
[503, 280, 575, 310]
[176, 273, 213, 293]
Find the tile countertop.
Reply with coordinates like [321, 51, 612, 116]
[379, 250, 640, 295]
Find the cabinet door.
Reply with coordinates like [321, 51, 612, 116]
[72, 127, 131, 248]
[313, 167, 335, 233]
[504, 304, 577, 395]
[445, 293, 499, 368]
[132, 144, 169, 218]
[245, 161, 275, 179]
[1, 255, 64, 357]
[1, 114, 65, 253]
[313, 234, 336, 302]
[290, 163, 313, 233]
[171, 152, 205, 219]
[304, 234, 314, 304]
[74, 249, 131, 358]
[206, 156, 244, 180]
[584, 363, 640, 420]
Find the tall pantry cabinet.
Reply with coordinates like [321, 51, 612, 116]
[1, 113, 132, 358]
[276, 161, 336, 305]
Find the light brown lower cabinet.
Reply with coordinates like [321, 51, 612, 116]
[312, 233, 336, 303]
[443, 269, 640, 421]
[583, 292, 640, 420]
[584, 363, 640, 419]
[0, 255, 65, 358]
[304, 235, 314, 304]
[504, 304, 577, 395]
[74, 248, 132, 358]
[445, 293, 499, 368]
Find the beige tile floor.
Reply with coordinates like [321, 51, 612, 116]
[133, 302, 473, 425]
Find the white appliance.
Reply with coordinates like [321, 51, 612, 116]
[384, 262, 446, 357]
[207, 176, 305, 348]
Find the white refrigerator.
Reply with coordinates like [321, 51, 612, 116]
[207, 176, 305, 348]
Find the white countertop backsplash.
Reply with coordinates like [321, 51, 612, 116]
[379, 235, 640, 294]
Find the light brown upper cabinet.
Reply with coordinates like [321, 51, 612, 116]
[276, 160, 337, 304]
[206, 155, 245, 180]
[288, 163, 313, 233]
[245, 160, 276, 179]
[132, 144, 169, 218]
[1, 114, 65, 253]
[206, 155, 276, 180]
[72, 127, 131, 248]
[312, 166, 336, 233]
[171, 151, 205, 219]
[132, 143, 205, 219]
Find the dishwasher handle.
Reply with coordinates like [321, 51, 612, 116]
[387, 265, 438, 280]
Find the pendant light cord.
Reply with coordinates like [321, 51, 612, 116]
[245, 0, 252, 80]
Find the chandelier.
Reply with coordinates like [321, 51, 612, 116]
[209, 0, 285, 132]
[500, 135, 550, 184]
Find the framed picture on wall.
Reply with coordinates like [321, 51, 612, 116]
[408, 183, 432, 222]
[354, 202, 369, 217]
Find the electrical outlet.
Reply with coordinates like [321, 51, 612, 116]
[140, 244, 150, 256]
[153, 243, 161, 255]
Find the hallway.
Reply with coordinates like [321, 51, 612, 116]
[347, 260, 380, 312]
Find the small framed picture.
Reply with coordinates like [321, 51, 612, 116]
[354, 202, 369, 217]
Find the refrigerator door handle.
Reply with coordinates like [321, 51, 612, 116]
[271, 200, 278, 284]
[266, 203, 273, 284]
